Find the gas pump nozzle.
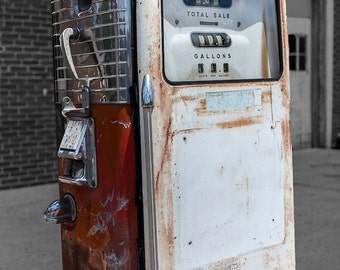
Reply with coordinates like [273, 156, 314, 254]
[42, 194, 76, 224]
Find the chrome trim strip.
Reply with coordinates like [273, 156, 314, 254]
[140, 74, 158, 270]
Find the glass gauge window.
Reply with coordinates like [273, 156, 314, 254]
[183, 0, 232, 8]
[162, 0, 282, 83]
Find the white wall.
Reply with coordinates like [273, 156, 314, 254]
[286, 0, 311, 18]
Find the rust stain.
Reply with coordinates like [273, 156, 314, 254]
[216, 117, 261, 129]
[200, 98, 207, 109]
[175, 127, 204, 135]
[154, 116, 175, 261]
[61, 236, 106, 270]
[192, 98, 207, 114]
[155, 118, 173, 192]
[180, 94, 198, 102]
[281, 120, 292, 157]
[276, 3, 295, 268]
[143, 2, 177, 267]
[261, 90, 271, 104]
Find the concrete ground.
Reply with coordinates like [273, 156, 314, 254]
[293, 149, 340, 270]
[0, 184, 62, 270]
[0, 148, 339, 269]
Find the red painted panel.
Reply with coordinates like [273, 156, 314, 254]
[59, 104, 139, 270]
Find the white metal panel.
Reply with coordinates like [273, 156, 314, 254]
[137, 0, 295, 269]
[170, 85, 285, 269]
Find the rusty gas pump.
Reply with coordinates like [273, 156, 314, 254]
[44, 0, 295, 269]
[43, 0, 142, 269]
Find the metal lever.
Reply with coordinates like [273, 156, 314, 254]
[60, 27, 81, 79]
[62, 86, 90, 118]
[60, 27, 104, 82]
[42, 194, 77, 224]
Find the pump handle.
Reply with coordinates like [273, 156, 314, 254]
[60, 27, 80, 79]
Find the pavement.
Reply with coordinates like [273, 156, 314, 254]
[293, 148, 340, 270]
[0, 148, 340, 270]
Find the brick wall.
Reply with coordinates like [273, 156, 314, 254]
[333, 1, 340, 147]
[0, 0, 57, 188]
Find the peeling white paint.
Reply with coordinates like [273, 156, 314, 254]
[100, 190, 115, 208]
[115, 194, 129, 213]
[105, 247, 128, 270]
[96, 132, 103, 143]
[102, 117, 132, 128]
[87, 193, 129, 237]
[87, 212, 112, 237]
[87, 222, 107, 237]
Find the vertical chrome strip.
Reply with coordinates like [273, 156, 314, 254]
[140, 74, 158, 270]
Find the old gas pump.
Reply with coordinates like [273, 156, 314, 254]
[44, 0, 295, 269]
[43, 0, 142, 269]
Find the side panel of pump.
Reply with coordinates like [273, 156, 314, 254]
[58, 105, 139, 270]
[137, 0, 295, 269]
[47, 0, 141, 269]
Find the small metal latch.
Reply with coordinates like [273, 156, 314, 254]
[62, 86, 90, 118]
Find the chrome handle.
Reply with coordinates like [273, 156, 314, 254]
[60, 27, 80, 79]
[42, 194, 77, 224]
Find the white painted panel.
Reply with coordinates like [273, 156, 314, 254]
[169, 86, 285, 269]
[137, 0, 295, 269]
[288, 18, 312, 148]
[172, 127, 285, 268]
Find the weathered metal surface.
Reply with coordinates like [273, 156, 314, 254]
[51, 0, 141, 268]
[51, 0, 133, 104]
[59, 104, 139, 270]
[50, 0, 294, 268]
[138, 0, 295, 269]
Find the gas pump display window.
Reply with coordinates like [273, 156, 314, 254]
[183, 0, 232, 8]
[162, 0, 282, 83]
